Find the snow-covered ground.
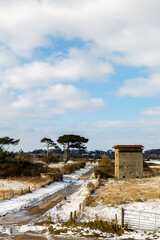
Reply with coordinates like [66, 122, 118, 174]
[47, 174, 97, 222]
[0, 165, 93, 216]
[0, 179, 35, 191]
[48, 160, 98, 169]
[48, 162, 64, 169]
[1, 163, 160, 239]
[43, 176, 160, 239]
[145, 160, 160, 165]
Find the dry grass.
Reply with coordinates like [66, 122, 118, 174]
[93, 176, 160, 206]
[0, 176, 56, 201]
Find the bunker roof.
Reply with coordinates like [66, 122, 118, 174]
[113, 145, 144, 149]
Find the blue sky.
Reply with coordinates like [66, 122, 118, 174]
[1, 0, 160, 151]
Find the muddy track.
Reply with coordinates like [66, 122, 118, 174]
[0, 168, 96, 240]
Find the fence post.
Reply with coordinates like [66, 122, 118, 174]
[121, 208, 124, 229]
[74, 211, 76, 222]
[115, 214, 118, 231]
[69, 212, 73, 221]
[21, 188, 23, 195]
[28, 186, 31, 193]
[3, 192, 5, 200]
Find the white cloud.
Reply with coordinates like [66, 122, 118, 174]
[1, 48, 113, 90]
[1, 0, 160, 151]
[12, 95, 33, 109]
[78, 118, 160, 150]
[0, 0, 160, 67]
[0, 45, 18, 69]
[81, 120, 131, 129]
[116, 74, 160, 97]
[79, 118, 160, 129]
[0, 84, 106, 119]
[141, 106, 160, 115]
[60, 98, 105, 112]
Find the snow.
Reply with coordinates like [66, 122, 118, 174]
[64, 165, 92, 179]
[48, 161, 98, 170]
[0, 165, 93, 216]
[47, 175, 97, 222]
[48, 162, 64, 169]
[45, 176, 160, 239]
[17, 225, 46, 233]
[145, 160, 160, 165]
[1, 164, 160, 239]
[0, 181, 68, 216]
[0, 179, 34, 191]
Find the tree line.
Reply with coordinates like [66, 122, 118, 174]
[0, 134, 89, 163]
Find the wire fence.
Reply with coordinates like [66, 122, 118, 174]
[123, 208, 160, 231]
[0, 177, 54, 201]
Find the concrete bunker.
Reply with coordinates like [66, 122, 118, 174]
[113, 145, 144, 180]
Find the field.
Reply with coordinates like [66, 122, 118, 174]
[93, 176, 160, 205]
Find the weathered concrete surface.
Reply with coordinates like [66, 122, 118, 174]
[114, 146, 143, 180]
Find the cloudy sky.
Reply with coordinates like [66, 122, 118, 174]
[1, 0, 160, 152]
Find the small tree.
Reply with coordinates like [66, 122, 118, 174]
[41, 137, 56, 156]
[57, 134, 88, 163]
[0, 136, 20, 150]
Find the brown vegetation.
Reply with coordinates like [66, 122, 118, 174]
[62, 161, 86, 174]
[92, 176, 160, 206]
[94, 155, 114, 178]
[143, 161, 160, 177]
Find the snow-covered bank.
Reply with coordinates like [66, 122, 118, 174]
[0, 180, 69, 216]
[47, 174, 97, 222]
[44, 177, 160, 239]
[0, 179, 35, 191]
[0, 166, 93, 216]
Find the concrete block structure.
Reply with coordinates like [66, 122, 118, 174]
[113, 145, 144, 180]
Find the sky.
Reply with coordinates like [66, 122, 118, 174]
[1, 0, 160, 152]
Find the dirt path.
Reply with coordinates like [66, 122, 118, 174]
[0, 168, 95, 240]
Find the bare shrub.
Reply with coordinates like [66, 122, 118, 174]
[62, 161, 86, 174]
[95, 155, 114, 179]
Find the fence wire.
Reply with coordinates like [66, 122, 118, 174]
[124, 209, 160, 231]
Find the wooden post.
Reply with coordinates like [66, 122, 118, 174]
[74, 211, 76, 221]
[21, 188, 23, 195]
[12, 190, 14, 198]
[69, 212, 73, 221]
[3, 191, 5, 200]
[115, 214, 118, 231]
[28, 186, 31, 193]
[121, 208, 124, 229]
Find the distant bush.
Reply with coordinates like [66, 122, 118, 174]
[0, 151, 47, 178]
[41, 154, 63, 164]
[70, 158, 97, 163]
[63, 161, 86, 174]
[49, 167, 61, 173]
[0, 160, 46, 178]
[94, 155, 114, 179]
[48, 168, 63, 181]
